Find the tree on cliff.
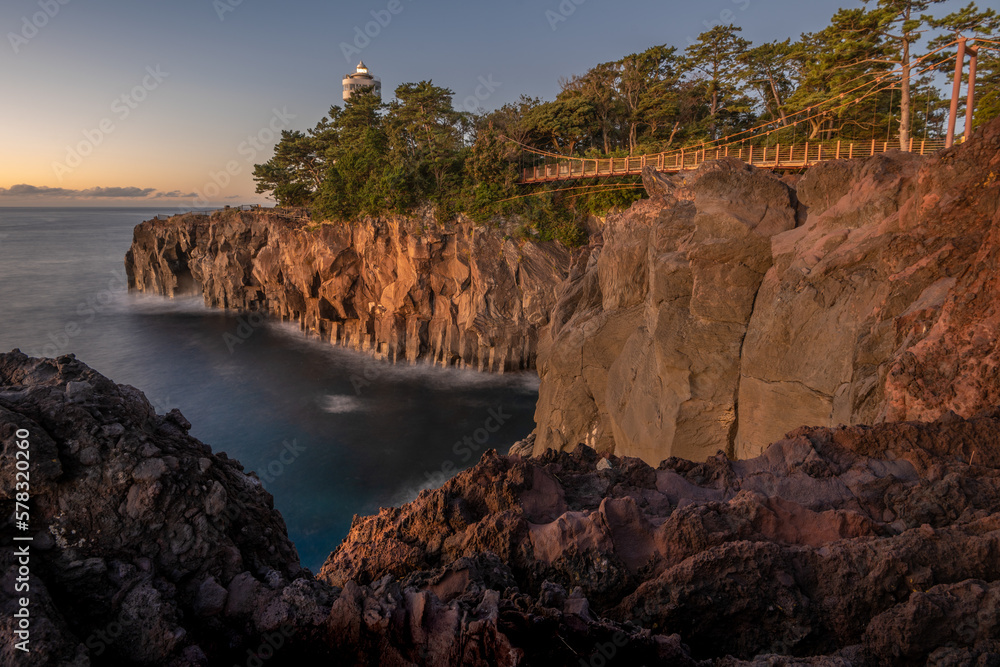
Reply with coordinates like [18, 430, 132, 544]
[861, 0, 949, 149]
[312, 89, 415, 219]
[618, 45, 682, 155]
[683, 24, 754, 140]
[784, 8, 895, 140]
[387, 81, 464, 199]
[523, 95, 596, 155]
[559, 62, 621, 154]
[739, 40, 798, 127]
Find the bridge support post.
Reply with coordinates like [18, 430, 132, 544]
[965, 43, 979, 143]
[946, 38, 968, 149]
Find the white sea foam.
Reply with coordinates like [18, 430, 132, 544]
[319, 394, 366, 414]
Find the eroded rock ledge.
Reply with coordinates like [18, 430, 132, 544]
[4, 351, 1000, 665]
[126, 213, 571, 373]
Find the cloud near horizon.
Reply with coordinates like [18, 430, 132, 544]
[0, 184, 197, 199]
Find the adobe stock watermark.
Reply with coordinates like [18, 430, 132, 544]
[26, 268, 128, 359]
[256, 440, 306, 485]
[83, 610, 139, 658]
[339, 0, 414, 63]
[422, 406, 512, 489]
[223, 310, 267, 353]
[460, 75, 502, 114]
[545, 0, 589, 32]
[52, 66, 169, 182]
[238, 625, 296, 667]
[687, 0, 752, 45]
[8, 0, 72, 54]
[213, 0, 245, 22]
[191, 108, 296, 206]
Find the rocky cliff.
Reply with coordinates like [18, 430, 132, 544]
[127, 121, 1000, 467]
[532, 119, 1000, 463]
[5, 351, 1000, 665]
[126, 212, 571, 373]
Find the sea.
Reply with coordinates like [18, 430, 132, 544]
[0, 207, 539, 571]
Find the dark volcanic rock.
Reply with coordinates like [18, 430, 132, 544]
[324, 406, 1000, 665]
[0, 352, 696, 666]
[4, 351, 1000, 664]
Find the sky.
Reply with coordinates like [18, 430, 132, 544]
[0, 0, 974, 207]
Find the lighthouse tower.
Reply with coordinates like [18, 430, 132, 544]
[342, 61, 382, 102]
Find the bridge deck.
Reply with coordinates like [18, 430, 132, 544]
[520, 138, 948, 184]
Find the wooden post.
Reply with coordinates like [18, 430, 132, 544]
[805, 142, 810, 164]
[947, 37, 968, 148]
[920, 139, 926, 155]
[725, 146, 729, 158]
[775, 143, 781, 168]
[836, 140, 841, 159]
[748, 146, 753, 164]
[818, 144, 823, 161]
[871, 139, 876, 156]
[680, 148, 684, 170]
[849, 143, 854, 159]
[966, 44, 979, 143]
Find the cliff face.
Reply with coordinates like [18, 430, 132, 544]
[125, 121, 1000, 466]
[8, 351, 1000, 665]
[126, 212, 571, 373]
[533, 120, 1000, 463]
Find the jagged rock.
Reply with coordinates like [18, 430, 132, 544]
[125, 213, 572, 373]
[323, 405, 1000, 664]
[0, 352, 698, 666]
[5, 351, 1000, 664]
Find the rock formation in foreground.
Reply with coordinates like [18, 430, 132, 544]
[532, 118, 1000, 463]
[5, 351, 1000, 665]
[125, 211, 571, 373]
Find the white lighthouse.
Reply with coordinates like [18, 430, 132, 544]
[342, 61, 382, 102]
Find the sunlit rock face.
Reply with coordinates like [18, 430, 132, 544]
[126, 211, 571, 373]
[534, 119, 1000, 464]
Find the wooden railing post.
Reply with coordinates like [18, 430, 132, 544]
[748, 146, 753, 164]
[836, 140, 841, 159]
[871, 139, 876, 156]
[775, 144, 781, 168]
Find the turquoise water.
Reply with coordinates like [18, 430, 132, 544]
[0, 208, 538, 570]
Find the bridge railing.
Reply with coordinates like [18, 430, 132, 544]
[521, 138, 949, 184]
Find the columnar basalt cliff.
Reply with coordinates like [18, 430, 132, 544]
[532, 119, 1000, 463]
[126, 212, 572, 373]
[5, 351, 1000, 665]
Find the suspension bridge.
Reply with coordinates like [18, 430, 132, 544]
[519, 138, 949, 183]
[514, 37, 996, 186]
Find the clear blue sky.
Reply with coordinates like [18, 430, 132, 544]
[0, 0, 972, 206]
